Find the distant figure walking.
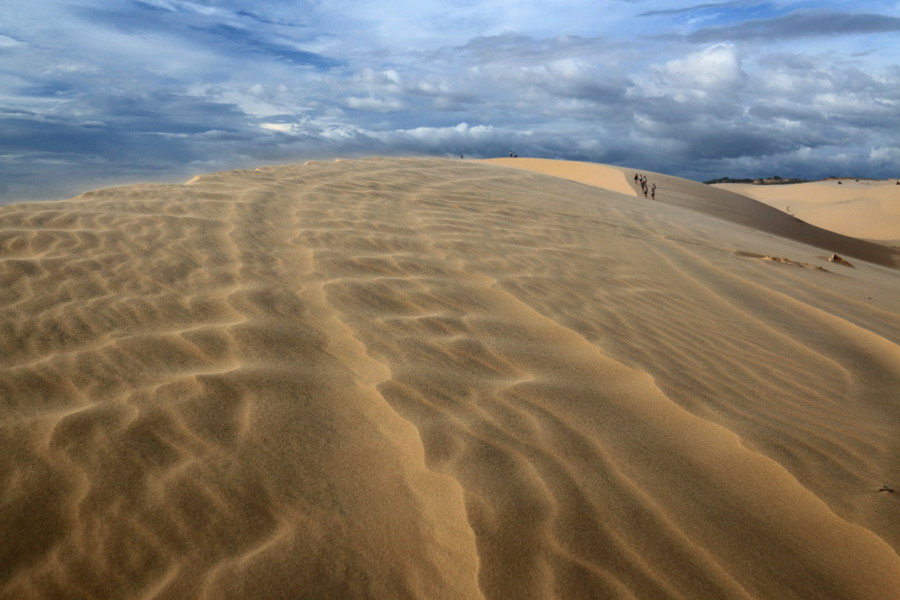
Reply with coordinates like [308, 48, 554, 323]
[651, 183, 656, 200]
[634, 173, 639, 182]
[514, 152, 518, 158]
[510, 151, 513, 157]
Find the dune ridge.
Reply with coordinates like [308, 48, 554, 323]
[714, 180, 900, 242]
[1, 158, 899, 599]
[483, 157, 899, 268]
[480, 157, 638, 198]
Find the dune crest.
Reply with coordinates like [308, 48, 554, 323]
[484, 157, 899, 268]
[2, 158, 899, 599]
[480, 157, 637, 197]
[715, 180, 900, 242]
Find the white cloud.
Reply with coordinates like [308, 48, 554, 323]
[0, 34, 24, 48]
[344, 96, 404, 111]
[869, 146, 900, 164]
[396, 122, 496, 142]
[658, 44, 746, 94]
[260, 122, 295, 133]
[136, 0, 178, 11]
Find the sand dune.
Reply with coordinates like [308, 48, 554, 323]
[484, 158, 899, 267]
[714, 180, 900, 243]
[481, 157, 638, 197]
[1, 158, 899, 599]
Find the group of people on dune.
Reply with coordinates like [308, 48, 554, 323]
[634, 173, 656, 199]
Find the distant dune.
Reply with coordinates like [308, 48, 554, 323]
[714, 180, 900, 243]
[1, 158, 898, 599]
[484, 157, 900, 267]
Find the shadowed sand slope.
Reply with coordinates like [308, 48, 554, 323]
[487, 158, 899, 268]
[1, 158, 899, 599]
[714, 181, 900, 242]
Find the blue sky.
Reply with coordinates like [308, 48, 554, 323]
[1, 0, 898, 201]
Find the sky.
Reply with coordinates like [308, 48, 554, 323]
[1, 0, 898, 201]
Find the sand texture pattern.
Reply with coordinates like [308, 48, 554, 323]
[1, 158, 899, 599]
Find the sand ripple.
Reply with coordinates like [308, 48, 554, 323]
[1, 159, 898, 599]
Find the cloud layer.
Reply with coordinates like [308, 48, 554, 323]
[1, 0, 898, 201]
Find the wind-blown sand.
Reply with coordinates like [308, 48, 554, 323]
[713, 180, 900, 243]
[1, 158, 898, 599]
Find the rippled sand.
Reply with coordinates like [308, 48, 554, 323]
[1, 158, 898, 599]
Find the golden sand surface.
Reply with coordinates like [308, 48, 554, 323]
[714, 180, 900, 242]
[1, 158, 899, 599]
[480, 157, 638, 197]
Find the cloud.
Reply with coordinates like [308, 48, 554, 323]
[0, 34, 24, 48]
[869, 145, 900, 165]
[391, 122, 496, 144]
[73, 3, 339, 69]
[344, 96, 405, 111]
[685, 10, 900, 42]
[655, 44, 746, 94]
[193, 24, 340, 68]
[2, 1, 900, 203]
[260, 122, 290, 133]
[639, 1, 755, 18]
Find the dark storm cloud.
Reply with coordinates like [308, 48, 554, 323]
[0, 88, 260, 201]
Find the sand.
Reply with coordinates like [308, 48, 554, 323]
[480, 157, 638, 197]
[1, 158, 898, 599]
[714, 180, 900, 243]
